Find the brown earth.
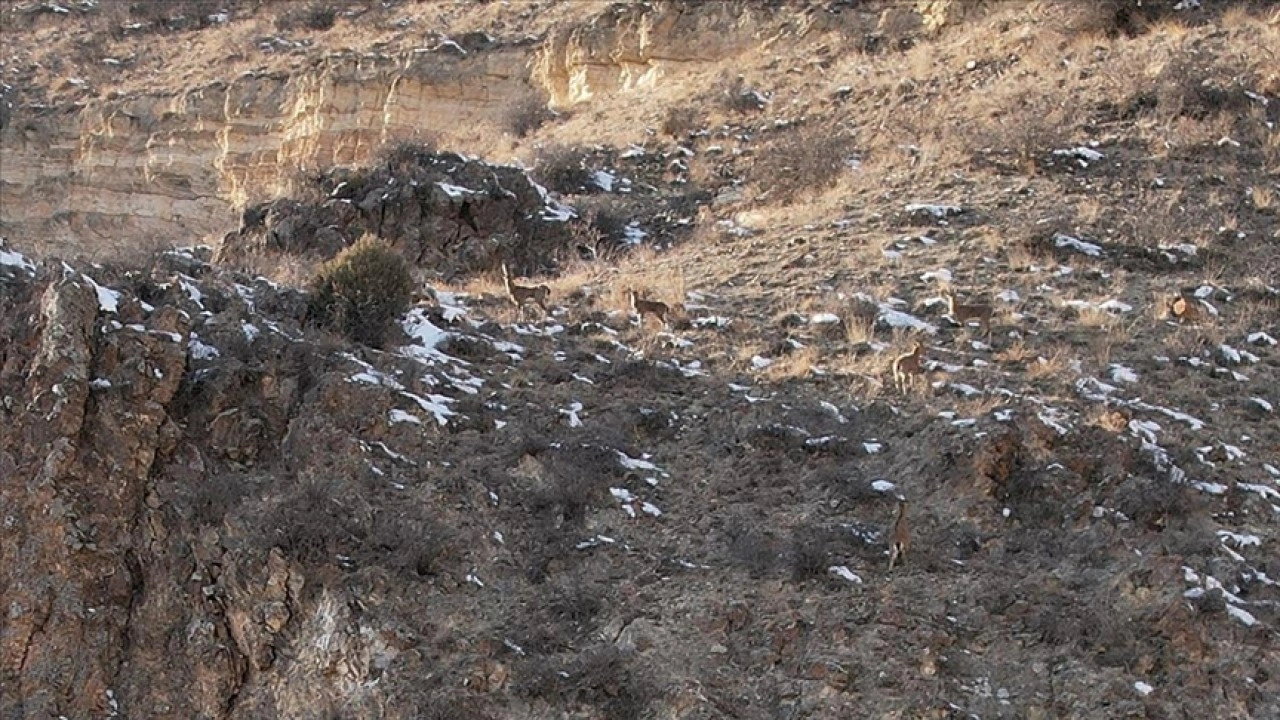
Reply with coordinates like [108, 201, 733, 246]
[2, 1, 1280, 719]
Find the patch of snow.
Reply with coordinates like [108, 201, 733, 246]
[1217, 530, 1261, 549]
[871, 479, 896, 493]
[590, 170, 616, 192]
[921, 269, 952, 284]
[863, 442, 884, 454]
[1053, 233, 1103, 257]
[1096, 299, 1133, 314]
[751, 355, 774, 370]
[905, 203, 963, 218]
[1109, 364, 1139, 384]
[1226, 605, 1257, 627]
[1246, 332, 1276, 346]
[1251, 397, 1273, 413]
[820, 401, 848, 423]
[1238, 482, 1280, 501]
[82, 274, 120, 313]
[389, 409, 422, 425]
[401, 391, 455, 426]
[1134, 681, 1154, 697]
[559, 401, 584, 427]
[640, 502, 662, 517]
[1052, 146, 1105, 166]
[623, 223, 647, 245]
[241, 322, 260, 343]
[399, 308, 457, 366]
[0, 245, 37, 273]
[810, 312, 841, 325]
[188, 334, 221, 360]
[89, 378, 112, 390]
[829, 566, 863, 583]
[996, 289, 1020, 303]
[542, 198, 577, 222]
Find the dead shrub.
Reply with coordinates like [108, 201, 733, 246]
[360, 512, 452, 578]
[532, 144, 595, 194]
[514, 646, 654, 720]
[788, 525, 832, 582]
[275, 2, 337, 32]
[751, 131, 852, 203]
[726, 520, 779, 578]
[715, 73, 768, 114]
[661, 105, 704, 138]
[506, 92, 557, 138]
[307, 235, 414, 347]
[1113, 476, 1194, 531]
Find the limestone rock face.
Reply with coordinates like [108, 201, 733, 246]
[0, 2, 798, 257]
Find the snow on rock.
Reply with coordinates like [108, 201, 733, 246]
[829, 566, 863, 583]
[559, 401, 584, 427]
[81, 274, 121, 313]
[590, 170, 616, 192]
[810, 313, 841, 325]
[400, 308, 456, 365]
[1052, 146, 1105, 166]
[389, 409, 423, 425]
[871, 479, 896, 494]
[1249, 397, 1273, 413]
[1246, 332, 1276, 346]
[1217, 530, 1261, 549]
[437, 182, 478, 198]
[188, 334, 221, 360]
[1226, 605, 1257, 627]
[623, 224, 647, 245]
[905, 203, 964, 218]
[617, 451, 670, 481]
[1053, 233, 1103, 257]
[241, 322, 260, 343]
[921, 269, 952, 284]
[0, 244, 37, 274]
[1096, 299, 1133, 314]
[1109, 364, 1139, 384]
[1134, 681, 1155, 697]
[855, 293, 937, 334]
[751, 355, 774, 370]
[402, 391, 456, 426]
[996, 289, 1020, 303]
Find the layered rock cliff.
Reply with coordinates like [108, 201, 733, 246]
[1, 1, 843, 258]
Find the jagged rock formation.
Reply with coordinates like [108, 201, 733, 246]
[217, 147, 579, 279]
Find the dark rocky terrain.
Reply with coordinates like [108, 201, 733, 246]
[2, 1, 1279, 718]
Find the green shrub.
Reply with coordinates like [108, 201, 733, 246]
[308, 235, 414, 347]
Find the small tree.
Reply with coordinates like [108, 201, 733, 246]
[308, 235, 414, 347]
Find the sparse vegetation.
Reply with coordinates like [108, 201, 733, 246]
[5, 2, 1280, 719]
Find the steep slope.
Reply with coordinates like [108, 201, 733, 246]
[3, 1, 1280, 719]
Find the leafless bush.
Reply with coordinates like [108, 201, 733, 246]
[532, 144, 595, 194]
[788, 525, 831, 582]
[715, 73, 768, 114]
[661, 105, 704, 138]
[750, 131, 853, 202]
[275, 2, 337, 32]
[514, 646, 654, 720]
[506, 92, 557, 138]
[1113, 475, 1195, 531]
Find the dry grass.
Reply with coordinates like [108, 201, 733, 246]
[1025, 346, 1074, 381]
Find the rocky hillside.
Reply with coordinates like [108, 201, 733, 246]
[3, 2, 1279, 719]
